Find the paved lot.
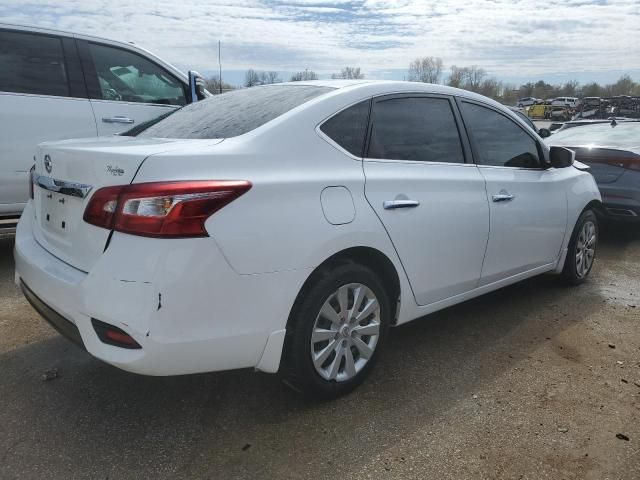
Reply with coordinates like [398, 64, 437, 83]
[1, 224, 639, 480]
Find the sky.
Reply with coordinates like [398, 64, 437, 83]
[2, 0, 640, 86]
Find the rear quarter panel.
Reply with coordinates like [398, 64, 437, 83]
[131, 94, 413, 312]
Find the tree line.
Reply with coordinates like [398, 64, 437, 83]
[205, 57, 639, 105]
[408, 56, 640, 104]
[205, 66, 365, 92]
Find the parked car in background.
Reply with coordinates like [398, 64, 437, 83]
[551, 97, 580, 108]
[0, 23, 207, 230]
[517, 97, 540, 107]
[15, 80, 601, 399]
[555, 117, 636, 132]
[546, 121, 640, 221]
[508, 106, 551, 137]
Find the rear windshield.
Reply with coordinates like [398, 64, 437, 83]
[136, 85, 333, 139]
[548, 122, 640, 148]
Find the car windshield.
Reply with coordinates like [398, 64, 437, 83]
[136, 84, 333, 139]
[547, 122, 640, 148]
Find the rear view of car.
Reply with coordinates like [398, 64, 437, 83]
[546, 121, 640, 221]
[15, 81, 602, 400]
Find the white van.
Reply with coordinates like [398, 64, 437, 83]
[551, 97, 580, 107]
[0, 23, 206, 227]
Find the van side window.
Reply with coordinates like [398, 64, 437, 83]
[0, 30, 69, 97]
[88, 43, 186, 106]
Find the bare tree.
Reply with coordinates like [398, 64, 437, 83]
[560, 80, 579, 97]
[265, 71, 282, 84]
[447, 65, 465, 88]
[608, 74, 636, 96]
[463, 66, 487, 91]
[408, 57, 443, 84]
[478, 78, 502, 98]
[331, 66, 364, 79]
[290, 69, 318, 81]
[245, 69, 282, 87]
[244, 69, 260, 87]
[205, 75, 235, 94]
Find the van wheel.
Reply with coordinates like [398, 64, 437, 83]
[281, 263, 390, 400]
[562, 209, 598, 285]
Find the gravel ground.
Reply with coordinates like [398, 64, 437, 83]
[1, 223, 639, 480]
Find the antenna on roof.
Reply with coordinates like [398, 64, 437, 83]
[218, 41, 223, 95]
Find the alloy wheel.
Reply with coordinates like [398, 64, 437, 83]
[310, 283, 381, 382]
[575, 220, 596, 278]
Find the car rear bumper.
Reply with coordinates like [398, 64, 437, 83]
[14, 202, 308, 375]
[20, 280, 85, 349]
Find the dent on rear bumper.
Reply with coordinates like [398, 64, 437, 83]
[14, 204, 310, 375]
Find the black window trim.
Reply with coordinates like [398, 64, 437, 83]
[316, 97, 373, 160]
[0, 27, 85, 99]
[362, 92, 473, 166]
[76, 39, 189, 107]
[455, 97, 548, 170]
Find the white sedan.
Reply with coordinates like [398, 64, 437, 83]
[15, 80, 601, 399]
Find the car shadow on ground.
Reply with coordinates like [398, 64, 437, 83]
[598, 220, 640, 247]
[1, 230, 617, 478]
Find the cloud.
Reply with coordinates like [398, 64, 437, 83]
[1, 0, 638, 83]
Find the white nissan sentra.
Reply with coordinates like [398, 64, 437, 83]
[15, 80, 601, 399]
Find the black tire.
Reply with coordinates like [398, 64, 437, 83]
[280, 262, 391, 400]
[562, 209, 598, 285]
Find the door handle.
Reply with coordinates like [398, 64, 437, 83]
[102, 116, 134, 124]
[492, 193, 515, 202]
[383, 199, 420, 210]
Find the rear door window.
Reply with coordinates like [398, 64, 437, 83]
[461, 101, 541, 168]
[367, 96, 465, 163]
[88, 43, 186, 106]
[320, 100, 370, 157]
[0, 30, 69, 97]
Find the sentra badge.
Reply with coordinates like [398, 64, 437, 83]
[107, 165, 125, 176]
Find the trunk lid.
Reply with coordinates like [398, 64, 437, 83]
[32, 136, 222, 272]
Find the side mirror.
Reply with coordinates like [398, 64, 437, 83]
[188, 70, 207, 103]
[549, 146, 575, 168]
[538, 128, 551, 138]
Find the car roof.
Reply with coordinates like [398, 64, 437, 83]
[0, 22, 188, 82]
[1, 22, 138, 49]
[285, 79, 508, 105]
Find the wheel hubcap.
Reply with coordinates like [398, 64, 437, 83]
[575, 220, 596, 278]
[310, 283, 381, 382]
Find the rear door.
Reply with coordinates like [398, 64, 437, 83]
[458, 100, 567, 285]
[363, 94, 489, 306]
[0, 28, 96, 214]
[77, 40, 187, 136]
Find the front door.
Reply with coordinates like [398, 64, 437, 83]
[458, 100, 567, 285]
[78, 41, 186, 136]
[363, 94, 490, 306]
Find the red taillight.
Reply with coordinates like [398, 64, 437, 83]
[29, 165, 36, 200]
[84, 180, 251, 238]
[105, 329, 139, 346]
[91, 318, 141, 349]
